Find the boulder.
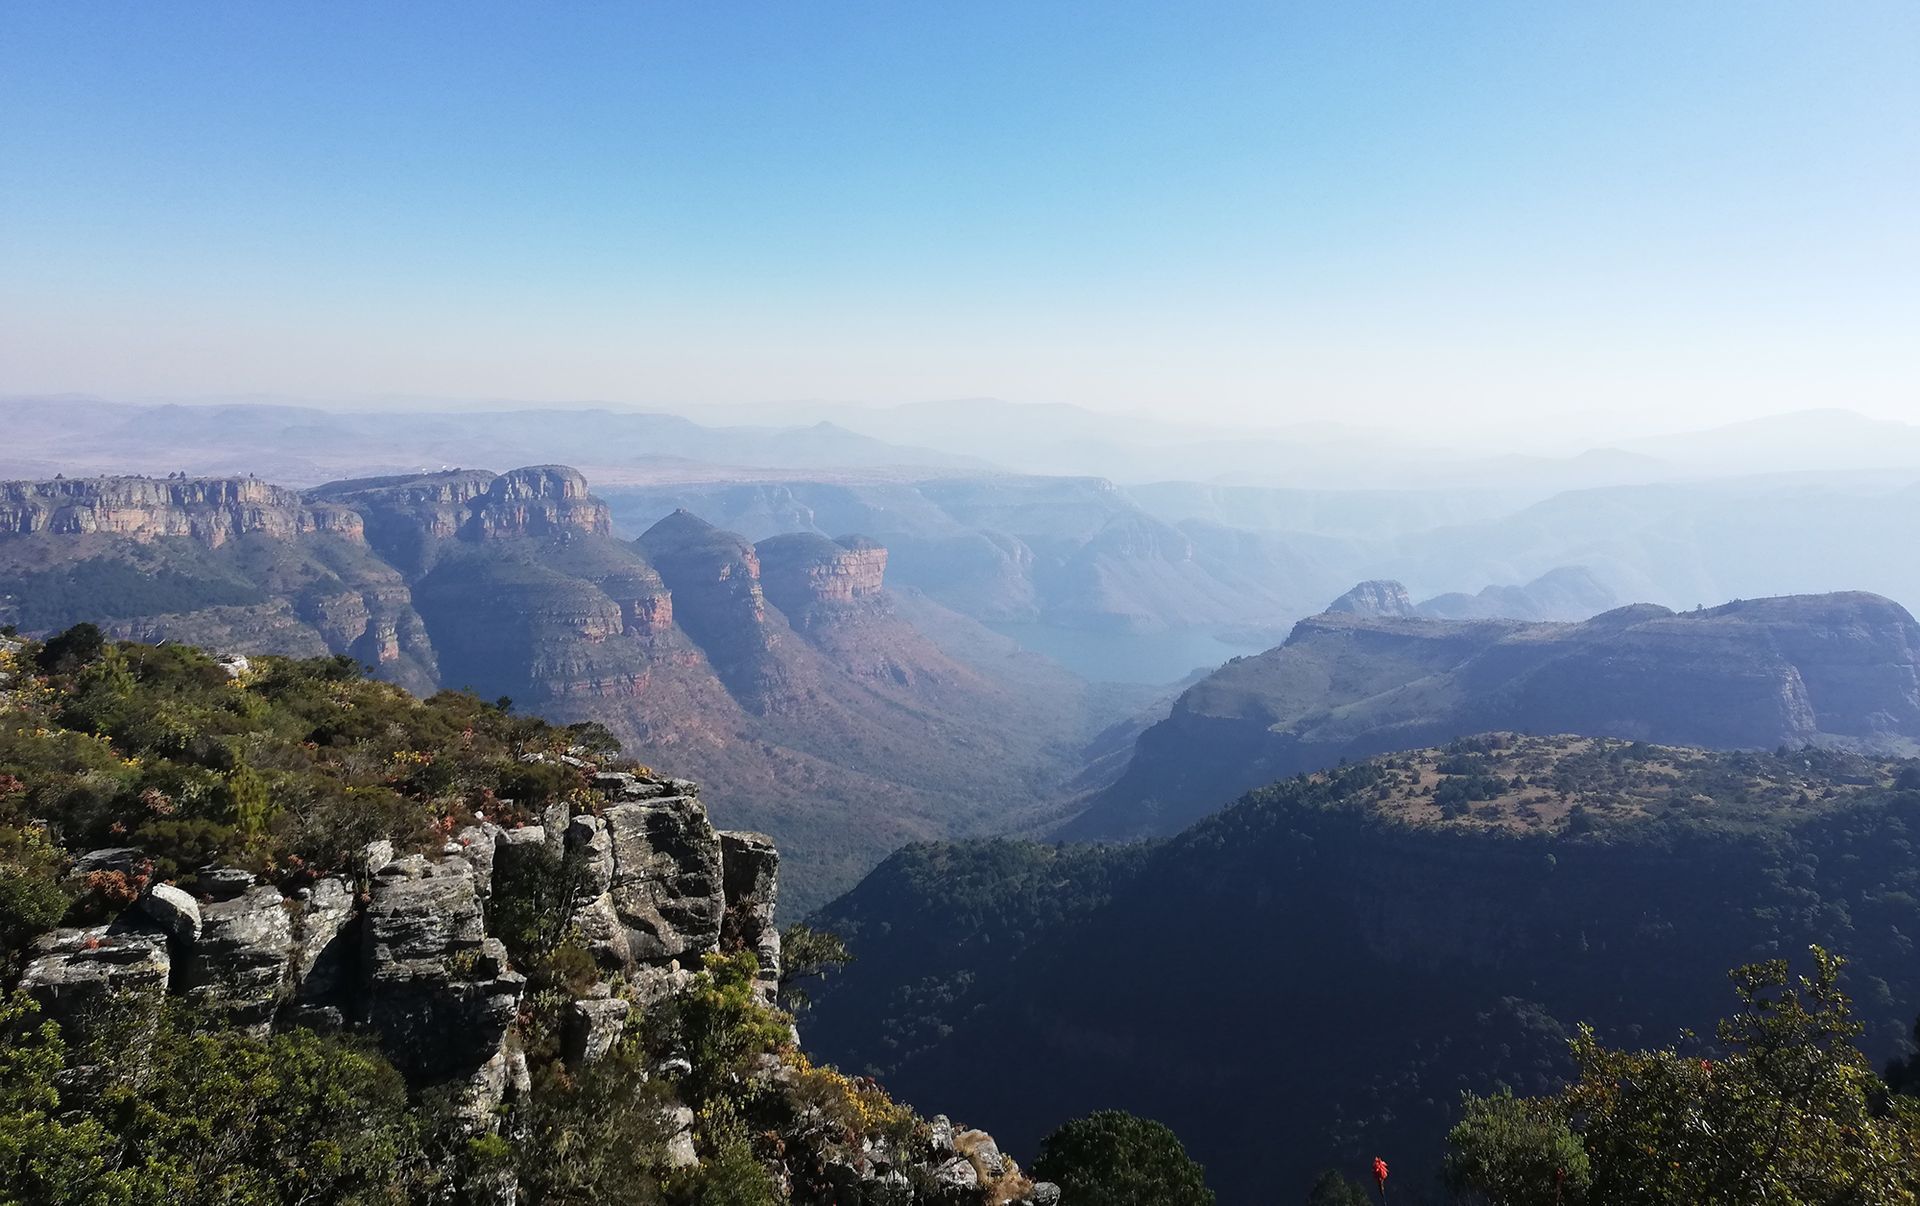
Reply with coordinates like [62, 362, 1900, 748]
[179, 885, 293, 1034]
[955, 1130, 1007, 1180]
[663, 1105, 697, 1169]
[604, 797, 724, 965]
[136, 882, 201, 943]
[456, 823, 498, 901]
[363, 839, 396, 875]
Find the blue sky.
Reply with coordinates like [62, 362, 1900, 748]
[1, 1, 1915, 438]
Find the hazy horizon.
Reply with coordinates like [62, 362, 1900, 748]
[5, 2, 1916, 444]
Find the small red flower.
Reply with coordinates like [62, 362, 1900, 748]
[1373, 1156, 1389, 1187]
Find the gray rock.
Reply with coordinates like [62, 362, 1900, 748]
[179, 885, 292, 1033]
[18, 922, 172, 1058]
[570, 893, 632, 970]
[197, 865, 256, 901]
[1028, 1183, 1062, 1206]
[932, 1156, 981, 1193]
[956, 1129, 1007, 1179]
[20, 923, 171, 1020]
[363, 839, 395, 875]
[719, 830, 781, 1002]
[291, 876, 356, 1006]
[136, 882, 201, 943]
[566, 814, 614, 894]
[456, 824, 498, 901]
[929, 1115, 956, 1156]
[629, 964, 696, 1009]
[361, 855, 523, 1114]
[663, 1105, 697, 1169]
[564, 996, 631, 1064]
[495, 824, 545, 849]
[604, 796, 724, 966]
[71, 847, 145, 876]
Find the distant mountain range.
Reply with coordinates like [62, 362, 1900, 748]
[0, 396, 986, 487]
[1065, 590, 1920, 839]
[12, 395, 1920, 493]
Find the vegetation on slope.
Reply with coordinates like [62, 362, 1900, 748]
[813, 733, 1920, 1201]
[0, 627, 1049, 1205]
[803, 838, 1156, 1078]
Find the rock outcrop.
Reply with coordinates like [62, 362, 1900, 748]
[638, 509, 788, 707]
[0, 476, 362, 548]
[720, 830, 782, 1005]
[178, 885, 293, 1035]
[12, 752, 1052, 1204]
[756, 532, 889, 627]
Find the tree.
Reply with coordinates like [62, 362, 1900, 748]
[1442, 1089, 1588, 1204]
[35, 622, 104, 675]
[1032, 1110, 1214, 1206]
[1306, 1169, 1372, 1205]
[777, 922, 852, 1013]
[1442, 947, 1920, 1206]
[0, 992, 141, 1205]
[0, 825, 70, 977]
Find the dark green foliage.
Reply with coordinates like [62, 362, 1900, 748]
[0, 992, 428, 1205]
[0, 823, 69, 976]
[503, 1046, 674, 1206]
[8, 558, 264, 632]
[1033, 1110, 1214, 1206]
[1442, 1089, 1589, 1205]
[776, 922, 852, 1013]
[648, 951, 795, 1111]
[1305, 1171, 1371, 1205]
[488, 840, 597, 970]
[35, 622, 105, 675]
[1444, 949, 1920, 1205]
[803, 838, 1154, 1077]
[846, 738, 1920, 1201]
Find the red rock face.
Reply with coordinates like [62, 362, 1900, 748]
[755, 533, 889, 627]
[472, 467, 612, 539]
[0, 477, 365, 549]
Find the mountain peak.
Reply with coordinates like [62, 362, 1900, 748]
[1326, 579, 1416, 617]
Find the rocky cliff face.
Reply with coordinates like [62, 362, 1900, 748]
[638, 509, 789, 709]
[16, 758, 1052, 1204]
[0, 467, 1109, 914]
[0, 476, 363, 548]
[756, 533, 889, 627]
[16, 760, 762, 1118]
[310, 466, 611, 572]
[1067, 591, 1920, 839]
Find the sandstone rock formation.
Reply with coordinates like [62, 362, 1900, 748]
[0, 476, 361, 547]
[756, 532, 888, 627]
